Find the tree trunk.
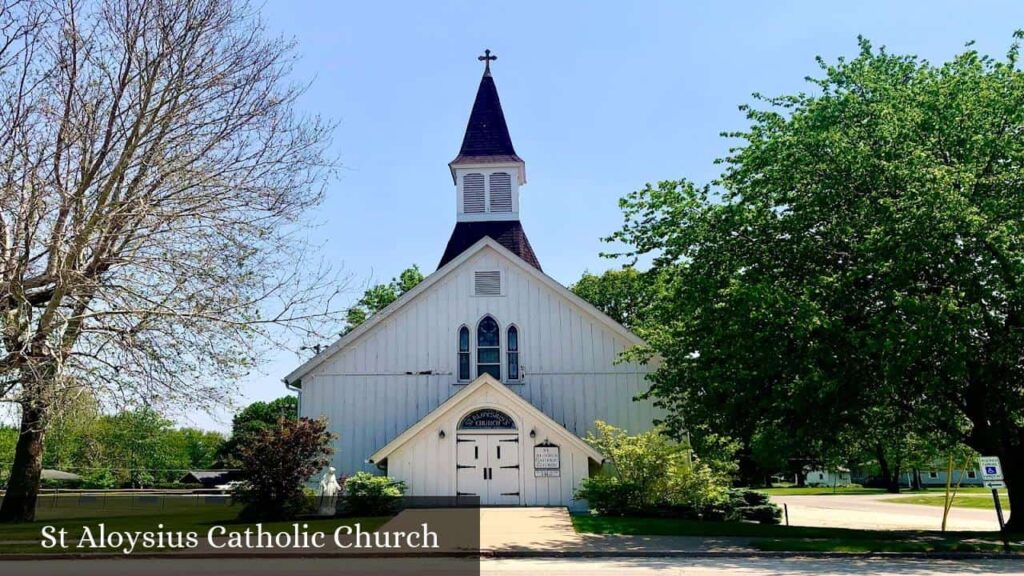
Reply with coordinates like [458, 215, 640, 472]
[888, 464, 902, 494]
[0, 402, 48, 522]
[911, 469, 923, 491]
[1002, 446, 1023, 533]
[875, 444, 896, 492]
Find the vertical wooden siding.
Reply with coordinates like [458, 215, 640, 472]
[299, 247, 662, 477]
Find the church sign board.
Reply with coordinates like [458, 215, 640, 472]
[534, 441, 560, 477]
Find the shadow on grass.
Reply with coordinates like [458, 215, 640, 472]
[572, 515, 1024, 554]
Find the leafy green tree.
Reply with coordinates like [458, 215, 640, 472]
[609, 36, 1024, 528]
[177, 428, 225, 470]
[343, 266, 424, 333]
[94, 408, 191, 486]
[218, 396, 299, 466]
[0, 427, 16, 486]
[570, 268, 659, 330]
[42, 391, 101, 473]
[7, 405, 225, 488]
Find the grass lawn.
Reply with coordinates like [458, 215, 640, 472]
[759, 486, 1001, 497]
[758, 486, 887, 496]
[0, 506, 391, 555]
[571, 515, 1023, 554]
[896, 494, 1010, 510]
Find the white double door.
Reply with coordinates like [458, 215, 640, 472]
[456, 434, 520, 505]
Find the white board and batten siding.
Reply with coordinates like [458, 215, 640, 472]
[296, 241, 662, 502]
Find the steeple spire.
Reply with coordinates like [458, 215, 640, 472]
[451, 53, 522, 165]
[440, 52, 539, 271]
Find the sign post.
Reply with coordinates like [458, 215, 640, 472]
[979, 456, 1010, 552]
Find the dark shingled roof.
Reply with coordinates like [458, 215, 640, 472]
[439, 220, 541, 271]
[450, 71, 522, 165]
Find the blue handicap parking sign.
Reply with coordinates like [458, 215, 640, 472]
[986, 466, 998, 474]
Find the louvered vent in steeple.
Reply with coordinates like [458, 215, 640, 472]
[489, 172, 512, 213]
[463, 173, 485, 213]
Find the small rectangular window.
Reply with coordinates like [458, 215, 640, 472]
[928, 471, 938, 479]
[967, 470, 977, 479]
[477, 348, 500, 364]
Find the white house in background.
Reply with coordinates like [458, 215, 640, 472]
[283, 54, 661, 509]
[804, 467, 852, 488]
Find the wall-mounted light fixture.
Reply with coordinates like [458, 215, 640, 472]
[529, 429, 536, 439]
[439, 429, 446, 439]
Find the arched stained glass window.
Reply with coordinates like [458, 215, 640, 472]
[507, 326, 520, 381]
[476, 316, 500, 380]
[458, 326, 470, 381]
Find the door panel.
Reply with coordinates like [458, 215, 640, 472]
[456, 434, 520, 505]
[488, 435, 520, 505]
[456, 436, 483, 500]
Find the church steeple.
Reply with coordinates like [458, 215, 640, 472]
[439, 51, 540, 271]
[448, 50, 525, 181]
[451, 50, 522, 166]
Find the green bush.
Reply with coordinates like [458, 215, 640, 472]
[80, 469, 118, 489]
[720, 489, 782, 524]
[343, 472, 406, 516]
[575, 422, 782, 524]
[575, 421, 731, 517]
[736, 504, 782, 524]
[572, 474, 641, 516]
[668, 460, 731, 511]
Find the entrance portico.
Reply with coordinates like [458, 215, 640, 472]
[367, 374, 605, 509]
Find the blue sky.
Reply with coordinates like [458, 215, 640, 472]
[181, 1, 1024, 431]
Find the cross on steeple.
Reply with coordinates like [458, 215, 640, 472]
[478, 49, 497, 75]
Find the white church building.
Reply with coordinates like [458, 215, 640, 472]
[284, 54, 661, 508]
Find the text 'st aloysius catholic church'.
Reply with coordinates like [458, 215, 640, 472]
[284, 53, 661, 509]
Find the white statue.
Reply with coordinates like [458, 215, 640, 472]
[317, 466, 341, 516]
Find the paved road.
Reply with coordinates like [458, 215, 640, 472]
[0, 557, 1021, 575]
[771, 493, 1003, 531]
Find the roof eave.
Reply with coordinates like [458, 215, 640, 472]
[448, 156, 526, 185]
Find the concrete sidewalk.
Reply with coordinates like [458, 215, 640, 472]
[475, 507, 754, 554]
[377, 507, 755, 554]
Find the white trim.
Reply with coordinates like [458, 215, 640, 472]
[282, 236, 646, 386]
[367, 373, 605, 464]
[457, 211, 521, 222]
[449, 160, 525, 185]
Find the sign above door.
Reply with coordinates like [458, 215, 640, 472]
[459, 408, 516, 430]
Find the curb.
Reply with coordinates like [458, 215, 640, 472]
[0, 550, 1021, 561]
